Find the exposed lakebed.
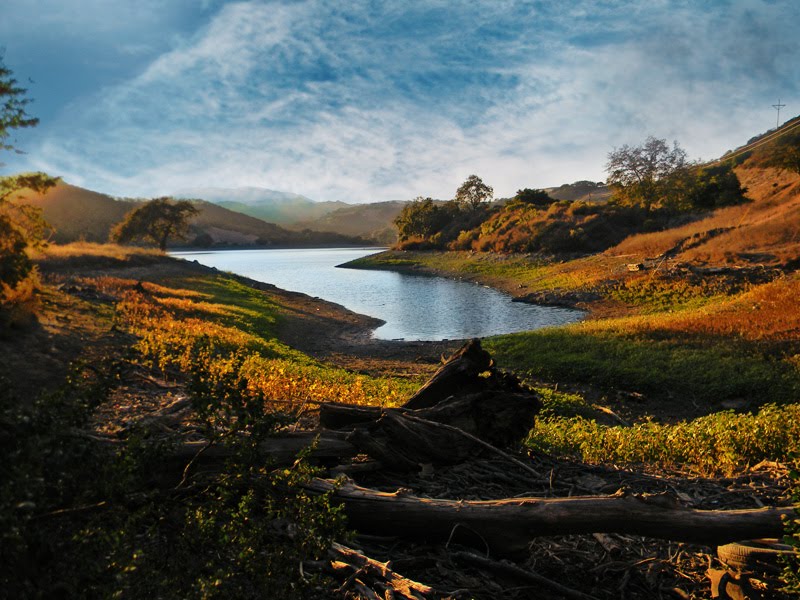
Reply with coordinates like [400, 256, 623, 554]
[171, 247, 583, 341]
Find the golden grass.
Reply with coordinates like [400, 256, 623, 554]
[36, 241, 161, 260]
[609, 167, 800, 265]
[101, 275, 414, 411]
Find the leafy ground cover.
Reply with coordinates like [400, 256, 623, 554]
[2, 242, 799, 597]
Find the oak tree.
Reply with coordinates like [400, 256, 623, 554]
[455, 175, 493, 210]
[111, 197, 199, 251]
[606, 137, 688, 212]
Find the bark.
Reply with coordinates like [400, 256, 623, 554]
[306, 479, 794, 555]
[402, 339, 495, 410]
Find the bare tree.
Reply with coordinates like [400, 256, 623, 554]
[606, 137, 688, 212]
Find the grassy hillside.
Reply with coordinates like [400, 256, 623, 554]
[289, 200, 407, 244]
[545, 180, 612, 203]
[609, 122, 800, 267]
[13, 181, 367, 248]
[14, 182, 135, 244]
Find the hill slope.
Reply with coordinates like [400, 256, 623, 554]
[173, 186, 348, 226]
[290, 201, 407, 244]
[14, 182, 367, 248]
[609, 118, 800, 267]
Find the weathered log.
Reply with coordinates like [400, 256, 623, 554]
[345, 393, 541, 470]
[307, 479, 794, 555]
[318, 402, 382, 430]
[402, 339, 495, 409]
[323, 387, 538, 439]
[347, 411, 479, 470]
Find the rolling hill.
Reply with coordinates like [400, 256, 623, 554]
[608, 117, 800, 267]
[289, 200, 407, 245]
[13, 182, 368, 248]
[545, 180, 611, 203]
[172, 186, 348, 226]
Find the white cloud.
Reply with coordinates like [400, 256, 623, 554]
[15, 0, 800, 201]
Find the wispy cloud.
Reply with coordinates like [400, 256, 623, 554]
[8, 0, 800, 201]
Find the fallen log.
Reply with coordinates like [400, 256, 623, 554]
[307, 479, 794, 555]
[321, 391, 539, 446]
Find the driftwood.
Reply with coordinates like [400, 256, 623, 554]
[322, 392, 538, 447]
[318, 339, 541, 469]
[307, 479, 794, 555]
[402, 338, 528, 410]
[326, 542, 440, 599]
[320, 392, 540, 469]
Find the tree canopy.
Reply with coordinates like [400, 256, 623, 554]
[606, 137, 688, 212]
[393, 197, 449, 242]
[111, 197, 199, 251]
[513, 188, 553, 207]
[763, 130, 800, 175]
[606, 136, 749, 213]
[0, 60, 57, 311]
[455, 175, 493, 210]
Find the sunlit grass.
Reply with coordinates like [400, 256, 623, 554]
[36, 241, 161, 260]
[104, 274, 415, 411]
[528, 403, 800, 476]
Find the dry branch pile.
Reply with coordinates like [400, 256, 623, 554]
[103, 339, 796, 599]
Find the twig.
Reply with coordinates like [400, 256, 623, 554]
[174, 439, 214, 489]
[399, 413, 543, 479]
[34, 500, 109, 520]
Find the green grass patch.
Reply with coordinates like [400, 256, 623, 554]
[487, 327, 800, 405]
[527, 403, 800, 475]
[346, 250, 597, 293]
[118, 273, 418, 407]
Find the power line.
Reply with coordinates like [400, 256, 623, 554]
[707, 117, 800, 166]
[772, 98, 786, 129]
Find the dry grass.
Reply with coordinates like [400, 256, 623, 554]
[625, 273, 800, 342]
[609, 167, 800, 265]
[35, 241, 161, 260]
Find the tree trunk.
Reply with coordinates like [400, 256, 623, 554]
[402, 338, 495, 409]
[306, 479, 794, 555]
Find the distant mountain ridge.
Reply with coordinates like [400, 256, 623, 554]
[173, 186, 316, 206]
[173, 186, 348, 227]
[14, 182, 368, 248]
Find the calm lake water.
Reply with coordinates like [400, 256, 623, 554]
[171, 248, 583, 341]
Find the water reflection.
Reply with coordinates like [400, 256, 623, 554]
[171, 248, 583, 341]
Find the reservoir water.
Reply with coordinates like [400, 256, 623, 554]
[171, 248, 583, 341]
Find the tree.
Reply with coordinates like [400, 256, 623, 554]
[393, 197, 449, 242]
[455, 175, 493, 210]
[606, 136, 688, 212]
[513, 188, 553, 207]
[0, 59, 57, 308]
[763, 130, 800, 175]
[111, 197, 199, 251]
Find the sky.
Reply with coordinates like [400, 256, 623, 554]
[1, 0, 798, 202]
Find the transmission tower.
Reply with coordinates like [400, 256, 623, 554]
[772, 99, 786, 129]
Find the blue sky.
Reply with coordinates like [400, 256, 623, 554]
[1, 0, 798, 202]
